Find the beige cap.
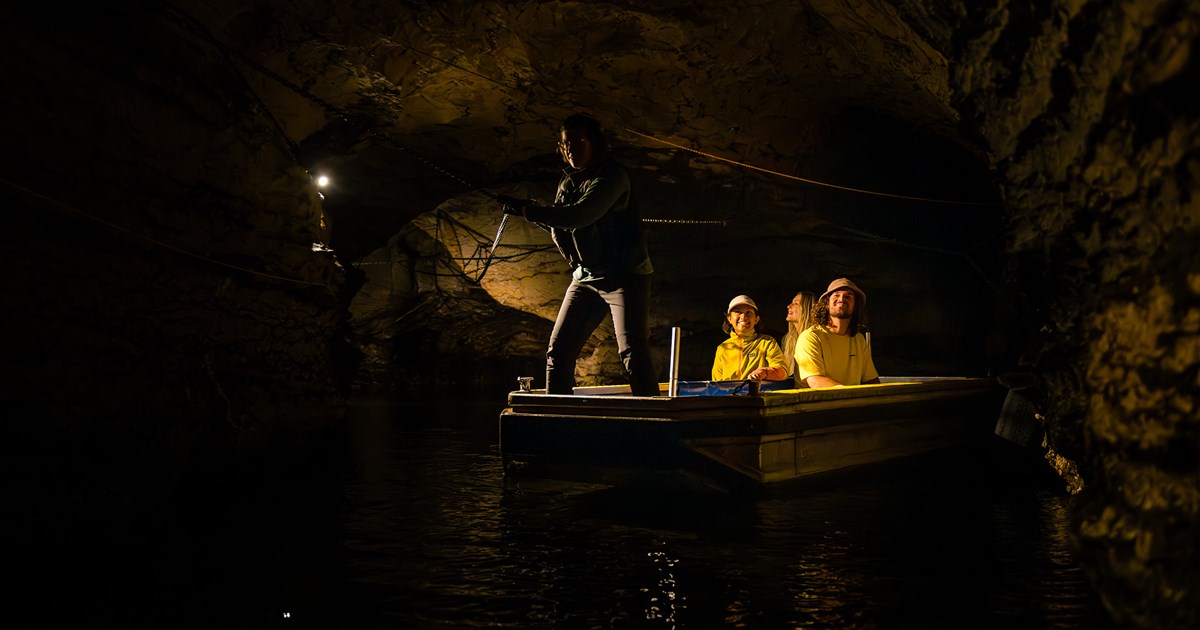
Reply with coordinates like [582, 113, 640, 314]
[819, 278, 866, 305]
[726, 294, 758, 314]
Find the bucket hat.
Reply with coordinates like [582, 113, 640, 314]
[819, 278, 866, 305]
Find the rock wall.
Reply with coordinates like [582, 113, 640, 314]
[941, 0, 1200, 625]
[1, 4, 350, 541]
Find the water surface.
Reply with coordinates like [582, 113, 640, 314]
[31, 397, 1111, 628]
[317, 398, 1110, 629]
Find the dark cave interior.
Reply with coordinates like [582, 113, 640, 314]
[1, 1, 1197, 626]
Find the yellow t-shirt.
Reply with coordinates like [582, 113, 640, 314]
[712, 331, 786, 381]
[794, 325, 879, 386]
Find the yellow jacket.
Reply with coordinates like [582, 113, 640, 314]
[712, 331, 787, 381]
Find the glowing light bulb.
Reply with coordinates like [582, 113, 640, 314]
[316, 175, 329, 187]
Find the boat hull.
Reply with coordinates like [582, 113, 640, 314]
[499, 377, 1005, 487]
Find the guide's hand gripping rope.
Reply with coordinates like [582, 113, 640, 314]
[479, 195, 527, 279]
[494, 194, 531, 216]
[488, 195, 532, 253]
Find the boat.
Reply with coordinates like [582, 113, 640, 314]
[499, 376, 1006, 489]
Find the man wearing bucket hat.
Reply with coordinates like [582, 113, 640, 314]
[794, 278, 880, 387]
[712, 295, 788, 381]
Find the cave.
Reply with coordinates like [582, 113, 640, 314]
[2, 0, 1197, 626]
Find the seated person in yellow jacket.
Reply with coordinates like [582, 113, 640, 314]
[712, 295, 788, 381]
[795, 278, 880, 387]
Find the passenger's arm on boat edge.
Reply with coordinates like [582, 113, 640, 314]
[804, 374, 845, 388]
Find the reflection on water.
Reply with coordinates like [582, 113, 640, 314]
[30, 397, 1111, 627]
[324, 398, 1112, 629]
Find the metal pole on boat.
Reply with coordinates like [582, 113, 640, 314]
[668, 326, 681, 397]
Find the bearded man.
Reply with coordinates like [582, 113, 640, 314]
[794, 278, 880, 387]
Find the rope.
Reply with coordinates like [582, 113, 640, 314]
[644, 218, 728, 225]
[823, 223, 1028, 327]
[0, 176, 328, 289]
[619, 127, 999, 206]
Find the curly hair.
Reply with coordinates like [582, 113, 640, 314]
[811, 294, 869, 333]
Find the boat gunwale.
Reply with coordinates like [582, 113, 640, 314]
[505, 377, 998, 413]
[501, 387, 999, 435]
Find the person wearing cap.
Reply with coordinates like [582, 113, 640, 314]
[496, 113, 658, 396]
[712, 295, 788, 382]
[794, 278, 880, 387]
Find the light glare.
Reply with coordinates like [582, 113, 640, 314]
[316, 175, 329, 187]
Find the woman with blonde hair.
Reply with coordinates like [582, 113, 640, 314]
[781, 291, 815, 384]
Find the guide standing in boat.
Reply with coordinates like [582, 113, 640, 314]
[712, 295, 788, 381]
[497, 114, 658, 396]
[794, 278, 880, 387]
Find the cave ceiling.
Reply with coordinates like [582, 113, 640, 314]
[203, 0, 989, 257]
[135, 0, 1011, 380]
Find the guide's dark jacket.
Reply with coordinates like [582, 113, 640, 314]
[523, 158, 652, 282]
